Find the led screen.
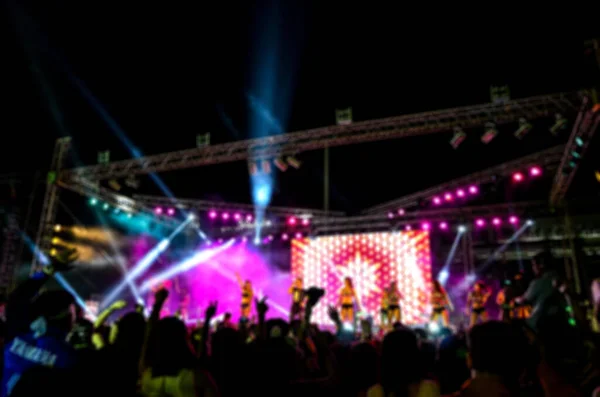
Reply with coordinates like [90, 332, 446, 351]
[291, 231, 432, 326]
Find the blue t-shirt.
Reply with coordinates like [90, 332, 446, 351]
[2, 330, 76, 396]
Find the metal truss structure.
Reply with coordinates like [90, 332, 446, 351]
[313, 202, 545, 235]
[131, 194, 345, 218]
[60, 91, 582, 182]
[363, 146, 565, 214]
[550, 97, 600, 206]
[31, 137, 72, 271]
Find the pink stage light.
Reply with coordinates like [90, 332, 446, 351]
[302, 218, 310, 226]
[398, 209, 405, 216]
[233, 213, 242, 221]
[529, 166, 542, 177]
[405, 225, 412, 231]
[456, 189, 465, 198]
[421, 222, 431, 231]
[291, 232, 432, 326]
[288, 216, 297, 225]
[267, 235, 274, 241]
[154, 207, 163, 215]
[222, 212, 230, 220]
[492, 217, 502, 226]
[509, 215, 519, 225]
[512, 172, 524, 182]
[432, 196, 442, 205]
[246, 214, 253, 222]
[208, 210, 217, 219]
[295, 232, 303, 239]
[444, 193, 453, 202]
[241, 236, 248, 242]
[468, 185, 478, 194]
[387, 212, 395, 219]
[282, 233, 289, 240]
[439, 222, 448, 230]
[475, 218, 486, 227]
[217, 238, 224, 244]
[167, 208, 175, 216]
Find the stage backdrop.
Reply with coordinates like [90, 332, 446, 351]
[291, 231, 432, 326]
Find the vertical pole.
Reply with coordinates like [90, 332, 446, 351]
[324, 146, 329, 214]
[564, 209, 582, 294]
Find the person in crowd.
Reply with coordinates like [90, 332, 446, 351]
[467, 281, 491, 327]
[339, 277, 358, 323]
[288, 276, 304, 321]
[386, 281, 403, 325]
[431, 280, 453, 327]
[496, 279, 514, 322]
[236, 274, 254, 320]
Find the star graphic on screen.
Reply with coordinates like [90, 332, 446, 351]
[335, 253, 382, 302]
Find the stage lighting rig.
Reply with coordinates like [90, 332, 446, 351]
[450, 127, 466, 149]
[481, 122, 498, 144]
[274, 158, 288, 172]
[550, 113, 568, 135]
[514, 118, 533, 139]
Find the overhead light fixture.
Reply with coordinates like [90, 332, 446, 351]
[481, 122, 498, 144]
[514, 118, 532, 139]
[261, 160, 272, 174]
[450, 127, 466, 149]
[286, 156, 301, 169]
[550, 113, 568, 135]
[274, 158, 288, 172]
[248, 161, 258, 175]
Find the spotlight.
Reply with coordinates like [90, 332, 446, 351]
[167, 208, 175, 216]
[458, 225, 467, 233]
[222, 212, 230, 220]
[286, 156, 301, 169]
[387, 212, 394, 219]
[274, 158, 288, 172]
[51, 237, 59, 244]
[529, 166, 542, 177]
[49, 248, 58, 257]
[295, 232, 303, 239]
[208, 210, 217, 219]
[54, 225, 62, 232]
[154, 207, 163, 215]
[187, 213, 196, 221]
[475, 218, 486, 228]
[246, 214, 253, 222]
[432, 197, 442, 205]
[397, 209, 405, 216]
[261, 160, 272, 174]
[267, 235, 274, 241]
[282, 233, 289, 240]
[514, 118, 532, 139]
[575, 137, 584, 147]
[550, 113, 567, 135]
[421, 222, 431, 231]
[508, 215, 519, 225]
[450, 126, 467, 149]
[89, 198, 98, 206]
[456, 189, 465, 198]
[241, 236, 248, 243]
[127, 213, 133, 219]
[526, 219, 534, 226]
[157, 239, 169, 251]
[253, 237, 261, 245]
[248, 162, 259, 175]
[468, 185, 478, 194]
[481, 122, 498, 144]
[301, 218, 310, 226]
[233, 213, 242, 221]
[288, 216, 297, 225]
[512, 172, 524, 182]
[444, 193, 453, 202]
[103, 203, 110, 211]
[405, 225, 412, 231]
[492, 217, 502, 226]
[439, 222, 448, 230]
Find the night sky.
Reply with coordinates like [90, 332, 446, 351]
[2, 2, 599, 214]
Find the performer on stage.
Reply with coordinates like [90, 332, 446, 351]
[386, 281, 403, 325]
[512, 273, 531, 319]
[288, 277, 304, 321]
[468, 281, 491, 327]
[496, 280, 513, 322]
[380, 292, 389, 329]
[431, 280, 453, 327]
[339, 277, 358, 323]
[236, 274, 254, 320]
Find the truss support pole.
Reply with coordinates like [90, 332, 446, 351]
[323, 146, 329, 214]
[564, 208, 582, 295]
[31, 137, 71, 273]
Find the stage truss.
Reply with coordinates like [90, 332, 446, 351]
[32, 90, 594, 273]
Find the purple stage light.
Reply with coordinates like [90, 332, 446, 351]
[167, 208, 175, 216]
[295, 232, 303, 239]
[282, 233, 289, 240]
[456, 189, 465, 198]
[387, 212, 395, 218]
[222, 212, 230, 220]
[468, 185, 478, 194]
[512, 172, 524, 182]
[301, 218, 310, 226]
[432, 196, 442, 205]
[405, 225, 412, 231]
[492, 217, 502, 226]
[398, 209, 405, 216]
[154, 207, 163, 215]
[246, 214, 253, 222]
[509, 215, 519, 225]
[475, 218, 486, 227]
[267, 235, 274, 241]
[529, 166, 542, 177]
[241, 236, 248, 242]
[208, 210, 217, 219]
[217, 238, 224, 244]
[288, 216, 297, 225]
[234, 213, 242, 221]
[444, 193, 453, 202]
[421, 222, 431, 231]
[439, 222, 448, 230]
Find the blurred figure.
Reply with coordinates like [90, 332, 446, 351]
[339, 277, 358, 323]
[236, 274, 253, 320]
[431, 281, 453, 327]
[386, 281, 403, 324]
[467, 281, 491, 327]
[288, 277, 304, 321]
[496, 280, 513, 322]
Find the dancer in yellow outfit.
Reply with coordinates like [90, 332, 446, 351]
[431, 280, 453, 327]
[468, 281, 491, 327]
[386, 281, 404, 324]
[288, 277, 304, 321]
[339, 277, 358, 323]
[236, 273, 254, 320]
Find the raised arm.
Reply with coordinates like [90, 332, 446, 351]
[139, 289, 168, 375]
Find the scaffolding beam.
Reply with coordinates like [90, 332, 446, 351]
[60, 91, 582, 182]
[364, 146, 564, 214]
